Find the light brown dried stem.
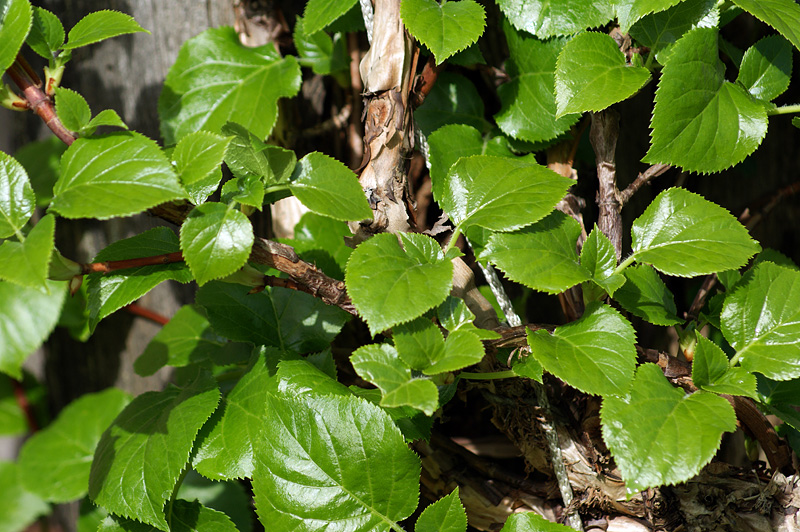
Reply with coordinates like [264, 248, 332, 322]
[619, 163, 671, 205]
[590, 110, 623, 261]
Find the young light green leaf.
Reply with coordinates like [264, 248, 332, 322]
[346, 232, 453, 334]
[172, 131, 231, 191]
[302, 0, 358, 35]
[0, 151, 35, 239]
[0, 213, 54, 291]
[629, 0, 717, 62]
[581, 226, 625, 297]
[730, 0, 800, 51]
[0, 461, 49, 532]
[197, 282, 349, 352]
[82, 109, 128, 135]
[527, 302, 636, 396]
[26, 6, 64, 59]
[253, 392, 420, 531]
[180, 202, 253, 286]
[0, 0, 32, 73]
[54, 86, 91, 133]
[18, 388, 131, 503]
[98, 499, 237, 532]
[89, 370, 220, 531]
[0, 280, 66, 379]
[221, 174, 265, 208]
[351, 344, 439, 414]
[134, 304, 227, 376]
[643, 28, 768, 173]
[289, 152, 372, 221]
[437, 295, 500, 340]
[613, 265, 681, 326]
[511, 352, 544, 382]
[86, 227, 192, 331]
[427, 124, 516, 203]
[159, 27, 301, 144]
[393, 318, 446, 371]
[53, 131, 185, 219]
[737, 35, 792, 101]
[721, 262, 800, 381]
[692, 335, 756, 398]
[415, 72, 489, 136]
[630, 188, 760, 277]
[440, 156, 573, 233]
[221, 122, 297, 184]
[13, 136, 66, 206]
[601, 363, 736, 496]
[276, 358, 351, 398]
[428, 329, 485, 374]
[294, 16, 348, 75]
[615, 0, 684, 33]
[496, 0, 614, 38]
[480, 211, 589, 293]
[401, 0, 486, 65]
[500, 512, 572, 531]
[495, 23, 580, 142]
[555, 31, 650, 117]
[63, 10, 148, 50]
[416, 488, 467, 532]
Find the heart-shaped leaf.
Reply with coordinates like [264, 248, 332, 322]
[496, 0, 614, 38]
[401, 0, 486, 64]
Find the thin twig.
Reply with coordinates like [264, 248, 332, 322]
[125, 303, 170, 325]
[81, 251, 185, 274]
[12, 378, 39, 432]
[618, 164, 671, 205]
[410, 54, 444, 109]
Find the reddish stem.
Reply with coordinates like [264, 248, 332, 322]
[12, 378, 39, 432]
[124, 303, 170, 325]
[82, 251, 185, 274]
[411, 54, 443, 109]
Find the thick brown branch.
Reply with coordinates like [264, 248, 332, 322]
[619, 164, 671, 205]
[590, 110, 622, 260]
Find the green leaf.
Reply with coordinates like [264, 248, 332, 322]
[53, 131, 185, 219]
[440, 155, 572, 233]
[345, 232, 453, 335]
[415, 488, 467, 532]
[276, 358, 351, 398]
[527, 302, 637, 396]
[176, 471, 253, 532]
[193, 348, 275, 480]
[581, 226, 625, 297]
[13, 136, 66, 206]
[601, 363, 736, 495]
[196, 282, 349, 351]
[0, 0, 32, 73]
[83, 108, 127, 133]
[555, 31, 650, 117]
[496, 0, 614, 38]
[731, 0, 800, 52]
[511, 352, 544, 382]
[721, 262, 800, 381]
[172, 131, 230, 196]
[18, 388, 131, 503]
[221, 174, 265, 208]
[221, 122, 297, 185]
[289, 152, 372, 221]
[0, 213, 55, 290]
[86, 227, 192, 331]
[0, 280, 66, 379]
[401, 0, 486, 65]
[496, 23, 580, 142]
[436, 295, 500, 340]
[98, 500, 237, 532]
[302, 0, 357, 35]
[615, 0, 684, 33]
[159, 27, 301, 145]
[643, 28, 768, 173]
[415, 72, 488, 136]
[613, 265, 681, 326]
[0, 375, 27, 435]
[284, 212, 353, 279]
[134, 304, 227, 376]
[253, 392, 420, 531]
[479, 211, 590, 293]
[0, 151, 35, 239]
[351, 344, 440, 414]
[63, 10, 148, 50]
[26, 6, 64, 59]
[180, 202, 253, 286]
[630, 188, 760, 277]
[0, 461, 49, 532]
[427, 124, 515, 204]
[500, 512, 572, 531]
[54, 86, 91, 133]
[294, 17, 348, 75]
[692, 335, 757, 398]
[393, 318, 446, 371]
[629, 0, 717, 62]
[737, 35, 792, 101]
[89, 370, 220, 531]
[757, 374, 800, 406]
